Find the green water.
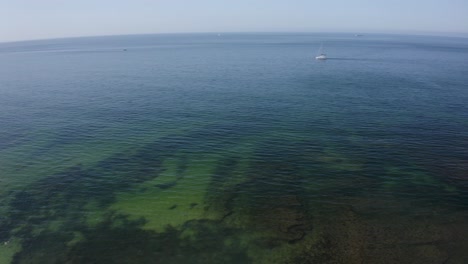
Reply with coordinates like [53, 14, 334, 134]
[1, 33, 468, 263]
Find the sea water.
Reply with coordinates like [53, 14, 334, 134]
[0, 33, 468, 263]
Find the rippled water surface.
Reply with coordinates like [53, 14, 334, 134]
[1, 33, 468, 263]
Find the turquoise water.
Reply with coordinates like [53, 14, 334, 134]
[1, 33, 468, 263]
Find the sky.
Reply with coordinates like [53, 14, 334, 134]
[1, 0, 468, 42]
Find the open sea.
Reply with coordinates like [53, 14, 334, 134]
[0, 33, 468, 263]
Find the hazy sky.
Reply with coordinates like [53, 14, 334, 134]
[1, 0, 467, 42]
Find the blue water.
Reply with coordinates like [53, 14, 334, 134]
[1, 33, 468, 263]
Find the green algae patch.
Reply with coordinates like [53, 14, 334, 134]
[0, 125, 193, 195]
[0, 238, 21, 264]
[110, 155, 219, 232]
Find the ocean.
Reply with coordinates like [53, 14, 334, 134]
[0, 33, 468, 263]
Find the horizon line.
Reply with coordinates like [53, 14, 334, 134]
[2, 30, 468, 44]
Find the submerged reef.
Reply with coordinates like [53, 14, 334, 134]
[1, 124, 468, 264]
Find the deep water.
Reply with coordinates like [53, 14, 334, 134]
[1, 33, 468, 263]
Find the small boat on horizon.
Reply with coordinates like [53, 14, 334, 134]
[315, 43, 327, 60]
[315, 53, 327, 60]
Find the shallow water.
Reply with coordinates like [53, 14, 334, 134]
[1, 33, 468, 263]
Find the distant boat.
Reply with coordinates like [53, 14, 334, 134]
[315, 43, 327, 60]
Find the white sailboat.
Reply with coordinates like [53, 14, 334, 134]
[315, 43, 327, 60]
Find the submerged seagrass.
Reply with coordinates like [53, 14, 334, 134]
[0, 33, 468, 263]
